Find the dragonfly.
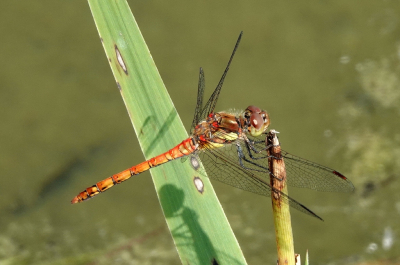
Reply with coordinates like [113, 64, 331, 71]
[71, 32, 354, 220]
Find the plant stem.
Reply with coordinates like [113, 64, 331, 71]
[267, 130, 295, 265]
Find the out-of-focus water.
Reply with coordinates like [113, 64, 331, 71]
[1, 1, 400, 264]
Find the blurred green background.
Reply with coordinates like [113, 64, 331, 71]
[1, 1, 400, 264]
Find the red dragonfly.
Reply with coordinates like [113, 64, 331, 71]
[71, 32, 354, 220]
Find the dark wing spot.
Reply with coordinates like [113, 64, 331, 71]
[333, 170, 347, 180]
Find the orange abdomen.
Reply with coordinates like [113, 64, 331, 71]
[71, 137, 197, 203]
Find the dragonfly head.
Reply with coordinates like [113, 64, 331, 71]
[243, 106, 270, 136]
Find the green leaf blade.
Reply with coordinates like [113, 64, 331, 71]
[87, 1, 247, 264]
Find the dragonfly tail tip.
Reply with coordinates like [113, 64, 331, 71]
[71, 197, 80, 204]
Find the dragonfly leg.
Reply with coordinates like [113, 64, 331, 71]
[245, 140, 283, 162]
[236, 143, 284, 181]
[244, 136, 277, 155]
[236, 143, 269, 173]
[244, 141, 268, 160]
[244, 140, 281, 161]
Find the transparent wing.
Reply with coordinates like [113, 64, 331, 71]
[197, 141, 323, 220]
[243, 136, 355, 193]
[281, 151, 354, 192]
[190, 67, 206, 132]
[198, 32, 243, 122]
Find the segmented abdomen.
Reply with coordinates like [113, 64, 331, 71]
[71, 137, 197, 203]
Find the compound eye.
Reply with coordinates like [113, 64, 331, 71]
[247, 105, 261, 113]
[250, 113, 263, 130]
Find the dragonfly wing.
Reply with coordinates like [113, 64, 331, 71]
[198, 142, 323, 220]
[244, 136, 355, 193]
[199, 32, 243, 121]
[281, 150, 355, 192]
[190, 67, 206, 132]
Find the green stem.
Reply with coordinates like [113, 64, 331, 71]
[268, 131, 295, 265]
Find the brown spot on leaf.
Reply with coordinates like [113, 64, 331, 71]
[190, 156, 200, 171]
[115, 44, 128, 75]
[193, 176, 204, 194]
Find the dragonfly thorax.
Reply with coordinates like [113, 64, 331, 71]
[193, 112, 240, 145]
